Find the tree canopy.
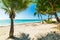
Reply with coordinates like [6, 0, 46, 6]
[35, 0, 60, 22]
[2, 0, 31, 13]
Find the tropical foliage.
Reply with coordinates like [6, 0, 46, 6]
[34, 0, 60, 22]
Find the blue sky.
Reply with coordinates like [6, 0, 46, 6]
[0, 3, 60, 20]
[15, 4, 38, 19]
[0, 4, 39, 20]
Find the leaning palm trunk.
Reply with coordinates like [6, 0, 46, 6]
[41, 15, 43, 23]
[48, 14, 50, 21]
[54, 12, 60, 22]
[9, 17, 14, 38]
[40, 14, 43, 23]
[9, 8, 15, 38]
[50, 15, 52, 21]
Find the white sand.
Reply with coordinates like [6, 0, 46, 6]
[0, 23, 58, 40]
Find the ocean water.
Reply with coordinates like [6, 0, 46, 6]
[0, 19, 40, 26]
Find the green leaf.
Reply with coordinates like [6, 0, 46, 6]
[34, 12, 37, 16]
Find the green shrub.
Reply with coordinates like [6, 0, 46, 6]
[44, 20, 56, 24]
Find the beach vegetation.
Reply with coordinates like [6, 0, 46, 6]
[44, 19, 56, 24]
[34, 12, 44, 23]
[35, 0, 60, 23]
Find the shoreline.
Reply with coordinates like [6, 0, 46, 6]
[0, 22, 57, 27]
[0, 21, 41, 26]
[0, 18, 58, 27]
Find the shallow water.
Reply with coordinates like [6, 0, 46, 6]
[0, 19, 40, 26]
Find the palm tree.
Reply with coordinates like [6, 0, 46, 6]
[34, 12, 45, 23]
[35, 0, 60, 22]
[34, 0, 47, 23]
[47, 0, 60, 22]
[48, 13, 54, 21]
[2, 0, 30, 38]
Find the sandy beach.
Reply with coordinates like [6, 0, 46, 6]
[0, 22, 58, 40]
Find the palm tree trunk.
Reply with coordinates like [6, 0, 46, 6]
[54, 12, 60, 22]
[48, 14, 50, 21]
[50, 15, 52, 21]
[40, 14, 43, 23]
[9, 18, 14, 38]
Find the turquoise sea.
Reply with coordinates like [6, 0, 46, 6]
[0, 19, 40, 26]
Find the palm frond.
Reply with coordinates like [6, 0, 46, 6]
[34, 12, 37, 16]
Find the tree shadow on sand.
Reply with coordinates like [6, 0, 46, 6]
[7, 33, 30, 40]
[37, 32, 60, 40]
